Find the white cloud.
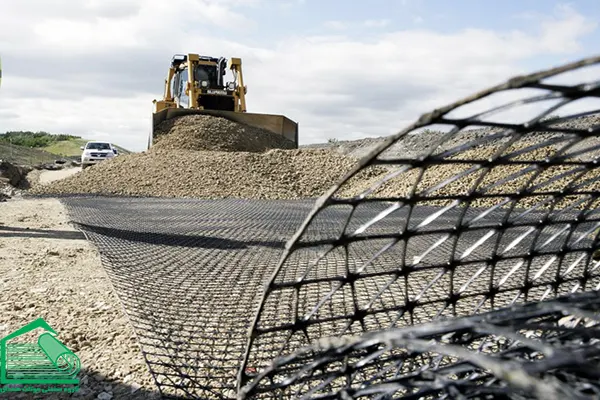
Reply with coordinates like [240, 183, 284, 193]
[412, 15, 424, 24]
[538, 4, 597, 52]
[324, 20, 348, 30]
[0, 1, 597, 152]
[363, 19, 390, 28]
[324, 19, 391, 31]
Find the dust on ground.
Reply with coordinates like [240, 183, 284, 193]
[0, 198, 158, 399]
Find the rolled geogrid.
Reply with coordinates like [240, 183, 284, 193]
[38, 333, 80, 378]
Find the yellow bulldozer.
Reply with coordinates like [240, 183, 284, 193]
[149, 53, 298, 149]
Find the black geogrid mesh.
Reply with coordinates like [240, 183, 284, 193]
[58, 197, 316, 399]
[58, 196, 445, 398]
[54, 195, 571, 399]
[239, 290, 600, 399]
[239, 55, 600, 397]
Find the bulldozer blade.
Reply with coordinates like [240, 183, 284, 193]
[150, 108, 298, 150]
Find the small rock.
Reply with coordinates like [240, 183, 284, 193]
[97, 392, 113, 400]
[130, 382, 141, 393]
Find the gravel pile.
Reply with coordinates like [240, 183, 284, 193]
[152, 115, 296, 152]
[32, 148, 379, 199]
[308, 114, 600, 161]
[35, 115, 341, 199]
[338, 137, 600, 210]
[31, 114, 600, 204]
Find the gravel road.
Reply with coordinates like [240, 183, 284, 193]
[0, 198, 158, 399]
[37, 167, 81, 185]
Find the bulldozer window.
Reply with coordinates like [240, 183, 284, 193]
[171, 73, 178, 97]
[177, 71, 189, 107]
[179, 72, 187, 94]
[194, 65, 218, 88]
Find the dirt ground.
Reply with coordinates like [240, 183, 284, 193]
[37, 167, 81, 185]
[0, 196, 159, 399]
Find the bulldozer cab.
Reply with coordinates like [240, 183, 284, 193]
[171, 54, 234, 111]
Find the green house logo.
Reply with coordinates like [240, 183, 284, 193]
[0, 318, 80, 393]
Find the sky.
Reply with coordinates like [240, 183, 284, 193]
[0, 0, 599, 152]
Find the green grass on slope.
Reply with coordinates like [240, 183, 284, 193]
[0, 142, 59, 165]
[44, 138, 132, 157]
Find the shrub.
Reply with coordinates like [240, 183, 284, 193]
[0, 131, 81, 148]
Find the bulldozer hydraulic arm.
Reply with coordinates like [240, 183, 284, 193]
[229, 58, 247, 113]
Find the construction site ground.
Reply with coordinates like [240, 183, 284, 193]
[3, 188, 593, 399]
[0, 195, 159, 399]
[2, 106, 600, 399]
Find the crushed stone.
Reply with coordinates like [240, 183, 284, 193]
[152, 114, 296, 152]
[31, 115, 600, 208]
[31, 148, 378, 199]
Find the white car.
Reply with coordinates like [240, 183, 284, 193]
[80, 141, 118, 169]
